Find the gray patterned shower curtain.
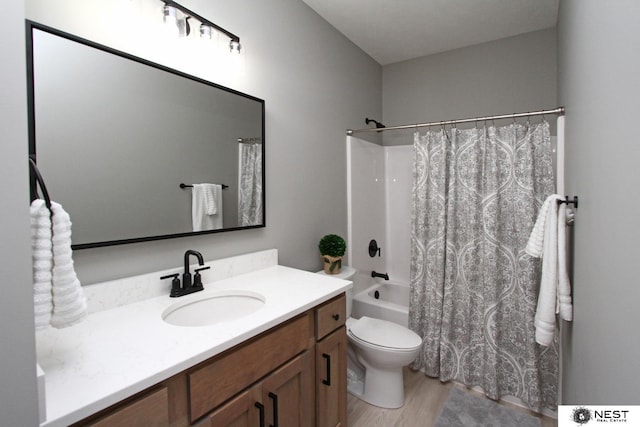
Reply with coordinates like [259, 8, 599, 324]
[238, 142, 263, 226]
[409, 121, 558, 411]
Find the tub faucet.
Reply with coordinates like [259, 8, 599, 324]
[371, 271, 389, 280]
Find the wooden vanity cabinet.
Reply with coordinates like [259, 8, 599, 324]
[204, 350, 314, 427]
[73, 293, 347, 427]
[315, 295, 348, 427]
[79, 386, 171, 427]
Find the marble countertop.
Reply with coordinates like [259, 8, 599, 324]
[36, 265, 351, 427]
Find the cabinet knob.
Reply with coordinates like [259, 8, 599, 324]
[332, 313, 340, 321]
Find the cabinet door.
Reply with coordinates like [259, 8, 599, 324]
[82, 387, 169, 427]
[316, 327, 347, 427]
[262, 350, 314, 427]
[205, 385, 262, 427]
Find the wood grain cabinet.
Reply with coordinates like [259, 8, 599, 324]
[315, 295, 347, 427]
[204, 351, 314, 427]
[75, 387, 171, 427]
[73, 293, 347, 427]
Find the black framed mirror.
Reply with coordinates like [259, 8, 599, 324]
[26, 21, 265, 249]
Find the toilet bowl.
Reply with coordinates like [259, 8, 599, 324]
[317, 266, 422, 409]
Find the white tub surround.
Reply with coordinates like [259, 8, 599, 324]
[36, 250, 351, 427]
[352, 280, 410, 328]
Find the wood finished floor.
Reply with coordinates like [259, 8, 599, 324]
[347, 368, 558, 427]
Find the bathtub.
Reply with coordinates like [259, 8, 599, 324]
[351, 279, 409, 328]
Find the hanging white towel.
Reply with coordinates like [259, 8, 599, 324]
[557, 204, 573, 321]
[50, 202, 87, 328]
[526, 194, 573, 346]
[192, 183, 223, 231]
[31, 199, 53, 330]
[30, 200, 87, 329]
[204, 184, 219, 215]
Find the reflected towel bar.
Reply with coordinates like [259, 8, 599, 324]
[180, 183, 229, 190]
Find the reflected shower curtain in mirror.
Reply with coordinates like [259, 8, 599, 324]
[238, 142, 263, 226]
[409, 121, 557, 411]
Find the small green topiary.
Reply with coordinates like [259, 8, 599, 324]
[318, 234, 346, 257]
[319, 234, 346, 274]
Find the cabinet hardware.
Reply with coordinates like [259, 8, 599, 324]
[332, 313, 340, 321]
[255, 402, 265, 427]
[322, 353, 331, 386]
[268, 392, 279, 427]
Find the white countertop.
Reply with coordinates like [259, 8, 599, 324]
[36, 265, 351, 427]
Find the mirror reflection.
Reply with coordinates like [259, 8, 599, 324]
[28, 23, 265, 249]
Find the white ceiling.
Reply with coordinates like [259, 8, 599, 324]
[302, 0, 559, 65]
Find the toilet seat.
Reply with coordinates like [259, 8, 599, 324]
[348, 316, 422, 351]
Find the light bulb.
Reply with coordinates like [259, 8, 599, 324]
[229, 39, 241, 54]
[200, 24, 213, 40]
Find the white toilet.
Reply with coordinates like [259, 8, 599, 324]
[317, 267, 422, 409]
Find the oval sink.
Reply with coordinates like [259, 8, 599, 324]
[162, 290, 265, 327]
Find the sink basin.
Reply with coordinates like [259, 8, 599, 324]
[162, 290, 266, 327]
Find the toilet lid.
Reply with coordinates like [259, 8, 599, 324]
[348, 316, 422, 350]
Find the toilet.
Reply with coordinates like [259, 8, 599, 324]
[317, 267, 422, 409]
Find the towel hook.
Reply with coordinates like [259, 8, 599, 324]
[28, 156, 52, 210]
[558, 195, 578, 209]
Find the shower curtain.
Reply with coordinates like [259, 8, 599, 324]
[409, 121, 557, 411]
[238, 142, 263, 226]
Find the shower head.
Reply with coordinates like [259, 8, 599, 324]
[365, 118, 385, 128]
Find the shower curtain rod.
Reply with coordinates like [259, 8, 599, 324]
[346, 106, 565, 135]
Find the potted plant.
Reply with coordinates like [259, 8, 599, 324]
[318, 234, 346, 274]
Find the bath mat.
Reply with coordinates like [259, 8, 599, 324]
[434, 388, 540, 427]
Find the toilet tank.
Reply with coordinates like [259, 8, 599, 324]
[316, 266, 356, 317]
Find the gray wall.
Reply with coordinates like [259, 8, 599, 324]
[382, 28, 557, 145]
[0, 0, 40, 425]
[25, 0, 382, 284]
[1, 1, 378, 423]
[558, 0, 640, 404]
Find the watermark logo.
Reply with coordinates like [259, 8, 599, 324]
[572, 407, 592, 425]
[559, 405, 640, 426]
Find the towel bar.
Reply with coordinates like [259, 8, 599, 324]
[180, 183, 229, 190]
[558, 196, 578, 209]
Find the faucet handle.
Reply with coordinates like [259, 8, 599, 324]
[161, 273, 182, 297]
[193, 266, 211, 287]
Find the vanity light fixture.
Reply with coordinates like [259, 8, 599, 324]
[160, 0, 241, 52]
[229, 39, 241, 54]
[200, 23, 213, 40]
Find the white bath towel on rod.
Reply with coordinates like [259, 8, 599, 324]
[192, 183, 223, 231]
[526, 194, 573, 346]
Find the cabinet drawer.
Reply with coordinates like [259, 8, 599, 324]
[188, 312, 313, 422]
[315, 294, 346, 340]
[82, 387, 169, 427]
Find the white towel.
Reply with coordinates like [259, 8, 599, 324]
[557, 204, 573, 321]
[31, 199, 53, 330]
[50, 202, 87, 328]
[31, 199, 87, 329]
[192, 184, 223, 231]
[204, 184, 219, 215]
[526, 194, 573, 346]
